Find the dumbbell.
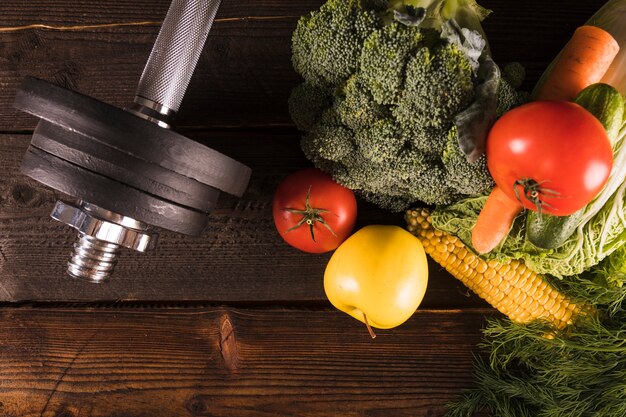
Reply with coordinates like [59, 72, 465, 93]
[13, 0, 251, 283]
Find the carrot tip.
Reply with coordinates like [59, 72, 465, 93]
[472, 186, 523, 255]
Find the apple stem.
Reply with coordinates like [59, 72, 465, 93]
[363, 313, 377, 339]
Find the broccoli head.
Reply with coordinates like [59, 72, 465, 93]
[290, 0, 527, 211]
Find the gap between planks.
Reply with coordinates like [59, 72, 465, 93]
[0, 301, 498, 316]
[0, 124, 298, 137]
[0, 15, 300, 33]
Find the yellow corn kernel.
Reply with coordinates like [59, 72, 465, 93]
[489, 273, 502, 286]
[405, 210, 581, 329]
[475, 262, 488, 274]
[492, 291, 505, 303]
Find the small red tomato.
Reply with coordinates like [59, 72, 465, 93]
[487, 101, 613, 216]
[273, 168, 357, 253]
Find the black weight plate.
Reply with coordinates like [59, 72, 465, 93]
[21, 146, 208, 236]
[32, 120, 220, 212]
[15, 77, 251, 197]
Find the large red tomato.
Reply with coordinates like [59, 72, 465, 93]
[487, 101, 613, 216]
[273, 168, 357, 253]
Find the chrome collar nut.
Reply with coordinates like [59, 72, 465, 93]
[51, 201, 156, 283]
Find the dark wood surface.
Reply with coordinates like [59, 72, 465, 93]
[0, 0, 605, 132]
[0, 306, 494, 417]
[0, 132, 486, 307]
[0, 0, 605, 415]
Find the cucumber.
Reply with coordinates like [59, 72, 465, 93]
[575, 83, 624, 145]
[526, 209, 584, 250]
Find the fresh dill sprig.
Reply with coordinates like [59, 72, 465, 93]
[446, 247, 626, 417]
[447, 314, 626, 417]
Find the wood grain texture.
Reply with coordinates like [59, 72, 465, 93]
[0, 133, 486, 306]
[0, 306, 493, 417]
[0, 2, 601, 414]
[0, 0, 607, 132]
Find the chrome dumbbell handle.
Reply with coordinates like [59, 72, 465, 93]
[132, 0, 222, 126]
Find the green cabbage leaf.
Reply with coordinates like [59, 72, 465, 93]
[431, 176, 626, 278]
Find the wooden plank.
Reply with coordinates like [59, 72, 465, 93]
[0, 306, 493, 417]
[0, 0, 606, 131]
[0, 133, 486, 306]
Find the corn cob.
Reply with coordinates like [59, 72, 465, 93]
[406, 209, 580, 329]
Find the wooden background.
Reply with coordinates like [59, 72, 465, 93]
[0, 0, 605, 415]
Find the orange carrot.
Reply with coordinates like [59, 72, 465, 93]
[472, 186, 523, 255]
[535, 25, 619, 101]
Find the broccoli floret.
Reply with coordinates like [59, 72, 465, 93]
[409, 163, 453, 205]
[392, 41, 476, 160]
[288, 83, 332, 131]
[495, 62, 530, 116]
[394, 43, 474, 130]
[404, 125, 450, 157]
[496, 78, 530, 117]
[355, 118, 405, 163]
[442, 127, 494, 195]
[301, 110, 355, 164]
[335, 75, 389, 130]
[332, 152, 388, 192]
[501, 61, 526, 89]
[359, 22, 425, 105]
[355, 152, 454, 210]
[291, 0, 382, 87]
[391, 150, 454, 205]
[334, 144, 458, 210]
[335, 142, 414, 195]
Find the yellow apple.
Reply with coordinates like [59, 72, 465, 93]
[324, 225, 429, 333]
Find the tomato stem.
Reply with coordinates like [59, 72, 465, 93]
[283, 186, 338, 242]
[363, 313, 377, 339]
[513, 178, 562, 214]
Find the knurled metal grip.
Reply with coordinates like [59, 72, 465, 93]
[135, 0, 221, 115]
